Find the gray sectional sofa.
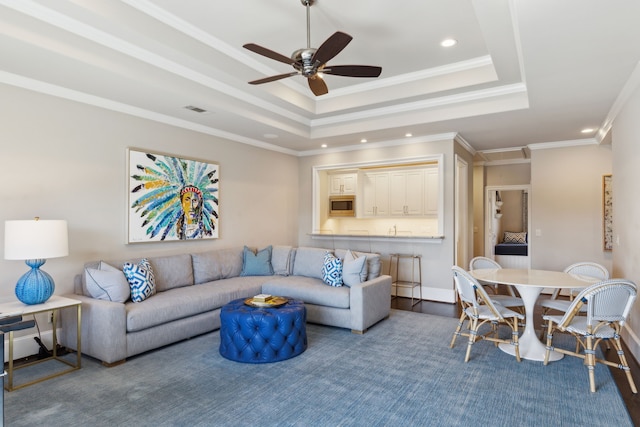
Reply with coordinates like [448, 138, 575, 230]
[60, 246, 392, 365]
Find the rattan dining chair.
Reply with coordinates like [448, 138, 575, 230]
[468, 257, 523, 310]
[450, 266, 525, 362]
[542, 279, 638, 393]
[538, 262, 609, 339]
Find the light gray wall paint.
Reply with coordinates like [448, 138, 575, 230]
[0, 84, 299, 301]
[297, 138, 461, 302]
[529, 144, 612, 272]
[612, 75, 640, 362]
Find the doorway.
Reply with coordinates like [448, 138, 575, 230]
[484, 185, 531, 268]
[455, 155, 470, 268]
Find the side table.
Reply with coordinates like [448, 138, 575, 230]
[0, 295, 81, 391]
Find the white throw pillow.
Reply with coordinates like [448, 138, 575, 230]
[84, 261, 131, 303]
[342, 250, 367, 287]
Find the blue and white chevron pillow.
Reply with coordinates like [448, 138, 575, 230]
[123, 258, 156, 303]
[321, 252, 343, 287]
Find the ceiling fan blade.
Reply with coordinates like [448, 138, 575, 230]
[312, 31, 353, 66]
[324, 65, 382, 78]
[248, 72, 299, 85]
[243, 43, 295, 65]
[308, 76, 328, 96]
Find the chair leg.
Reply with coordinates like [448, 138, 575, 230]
[538, 308, 548, 341]
[511, 319, 521, 362]
[586, 335, 597, 393]
[492, 320, 499, 347]
[543, 321, 554, 365]
[450, 312, 467, 348]
[611, 336, 638, 394]
[465, 318, 478, 363]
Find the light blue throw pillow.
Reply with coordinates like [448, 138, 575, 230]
[241, 245, 274, 276]
[342, 250, 367, 287]
[123, 258, 156, 303]
[321, 252, 343, 287]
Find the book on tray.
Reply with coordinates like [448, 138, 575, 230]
[253, 294, 273, 302]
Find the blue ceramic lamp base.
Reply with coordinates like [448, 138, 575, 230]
[15, 259, 55, 305]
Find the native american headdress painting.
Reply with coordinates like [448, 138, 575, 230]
[128, 149, 219, 242]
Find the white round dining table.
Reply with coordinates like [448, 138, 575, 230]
[469, 268, 599, 362]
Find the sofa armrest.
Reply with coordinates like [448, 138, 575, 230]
[59, 294, 127, 365]
[349, 275, 392, 333]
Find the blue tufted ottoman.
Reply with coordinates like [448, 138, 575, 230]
[219, 298, 307, 363]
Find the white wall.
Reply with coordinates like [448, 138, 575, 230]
[529, 144, 612, 272]
[297, 138, 464, 303]
[0, 84, 299, 308]
[611, 75, 640, 362]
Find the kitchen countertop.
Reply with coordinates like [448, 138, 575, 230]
[309, 233, 444, 243]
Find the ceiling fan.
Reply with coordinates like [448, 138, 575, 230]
[243, 0, 382, 96]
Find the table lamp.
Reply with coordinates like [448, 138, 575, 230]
[4, 218, 68, 305]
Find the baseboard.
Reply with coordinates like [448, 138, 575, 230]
[392, 286, 456, 303]
[3, 329, 56, 361]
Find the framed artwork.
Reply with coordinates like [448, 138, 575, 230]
[127, 148, 219, 243]
[602, 174, 612, 251]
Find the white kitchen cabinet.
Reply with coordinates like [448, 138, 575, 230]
[390, 169, 424, 216]
[360, 171, 390, 216]
[328, 172, 357, 195]
[424, 167, 439, 215]
[359, 166, 438, 218]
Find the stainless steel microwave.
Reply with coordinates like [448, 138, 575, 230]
[329, 195, 355, 217]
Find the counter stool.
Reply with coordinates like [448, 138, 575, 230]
[389, 254, 423, 306]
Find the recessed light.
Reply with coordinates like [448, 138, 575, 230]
[360, 138, 367, 143]
[581, 128, 596, 134]
[321, 144, 328, 148]
[441, 38, 457, 47]
[263, 133, 278, 139]
[405, 133, 413, 138]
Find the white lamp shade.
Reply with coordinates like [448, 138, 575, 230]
[4, 219, 69, 260]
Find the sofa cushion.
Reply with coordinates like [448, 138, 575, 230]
[321, 252, 343, 287]
[241, 245, 274, 276]
[149, 254, 194, 292]
[271, 245, 293, 276]
[335, 249, 382, 280]
[84, 261, 130, 303]
[123, 258, 156, 303]
[342, 250, 367, 287]
[292, 247, 328, 279]
[125, 276, 268, 332]
[262, 276, 350, 309]
[192, 247, 243, 284]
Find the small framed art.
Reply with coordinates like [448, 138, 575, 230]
[602, 174, 612, 251]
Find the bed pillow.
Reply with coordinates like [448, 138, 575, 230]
[123, 258, 156, 303]
[503, 231, 527, 244]
[321, 252, 343, 287]
[84, 261, 130, 303]
[342, 250, 367, 287]
[240, 245, 274, 276]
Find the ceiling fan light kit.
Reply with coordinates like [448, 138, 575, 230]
[243, 0, 382, 96]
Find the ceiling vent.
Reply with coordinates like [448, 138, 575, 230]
[184, 105, 208, 113]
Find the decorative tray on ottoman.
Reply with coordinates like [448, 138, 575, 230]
[244, 295, 288, 308]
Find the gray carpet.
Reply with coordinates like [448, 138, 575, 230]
[5, 310, 633, 426]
